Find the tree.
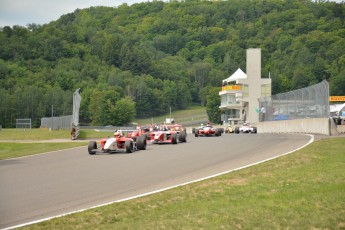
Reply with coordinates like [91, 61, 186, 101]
[103, 34, 123, 67]
[206, 87, 221, 124]
[193, 61, 211, 89]
[109, 97, 136, 125]
[330, 70, 345, 96]
[88, 90, 108, 125]
[176, 80, 192, 109]
[199, 86, 211, 106]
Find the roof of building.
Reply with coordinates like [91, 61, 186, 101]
[222, 68, 247, 83]
[330, 103, 345, 113]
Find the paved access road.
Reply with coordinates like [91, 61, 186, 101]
[0, 133, 312, 229]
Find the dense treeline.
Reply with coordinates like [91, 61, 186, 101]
[0, 0, 344, 127]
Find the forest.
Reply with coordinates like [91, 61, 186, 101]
[0, 0, 344, 127]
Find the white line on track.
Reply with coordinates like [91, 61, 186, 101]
[1, 146, 86, 160]
[3, 134, 314, 230]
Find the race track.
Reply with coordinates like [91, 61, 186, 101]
[0, 133, 312, 229]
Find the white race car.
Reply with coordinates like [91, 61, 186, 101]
[234, 123, 257, 134]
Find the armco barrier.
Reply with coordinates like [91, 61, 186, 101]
[257, 118, 333, 136]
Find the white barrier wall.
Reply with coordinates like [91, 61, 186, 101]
[337, 125, 345, 134]
[257, 118, 331, 135]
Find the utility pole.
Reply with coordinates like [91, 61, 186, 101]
[51, 105, 54, 131]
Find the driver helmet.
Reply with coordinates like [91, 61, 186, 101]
[114, 129, 121, 138]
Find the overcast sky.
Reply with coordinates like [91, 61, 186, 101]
[0, 0, 343, 28]
[0, 0, 149, 27]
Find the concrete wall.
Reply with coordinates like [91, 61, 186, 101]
[337, 125, 345, 134]
[257, 118, 333, 135]
[246, 48, 261, 124]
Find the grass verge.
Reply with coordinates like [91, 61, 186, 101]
[20, 137, 345, 229]
[0, 142, 86, 160]
[0, 129, 72, 140]
[0, 129, 114, 140]
[0, 129, 116, 160]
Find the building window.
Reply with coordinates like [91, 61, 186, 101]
[225, 109, 240, 119]
[227, 94, 236, 104]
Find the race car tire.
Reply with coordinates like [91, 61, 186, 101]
[192, 128, 195, 134]
[137, 135, 147, 150]
[235, 127, 240, 134]
[215, 129, 220, 136]
[179, 131, 187, 142]
[125, 140, 133, 153]
[88, 141, 97, 155]
[252, 127, 257, 134]
[195, 131, 199, 137]
[136, 135, 143, 150]
[172, 133, 178, 144]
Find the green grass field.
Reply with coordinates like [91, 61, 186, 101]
[0, 128, 72, 140]
[0, 128, 115, 160]
[18, 137, 345, 229]
[0, 142, 86, 160]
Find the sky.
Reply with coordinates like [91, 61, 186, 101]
[0, 0, 148, 27]
[0, 0, 344, 28]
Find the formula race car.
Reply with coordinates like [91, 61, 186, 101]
[149, 124, 187, 144]
[126, 126, 151, 141]
[88, 131, 147, 154]
[234, 123, 257, 134]
[192, 124, 222, 137]
[224, 125, 234, 133]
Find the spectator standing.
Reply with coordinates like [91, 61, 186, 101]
[260, 106, 266, 122]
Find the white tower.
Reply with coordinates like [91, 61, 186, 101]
[246, 48, 261, 123]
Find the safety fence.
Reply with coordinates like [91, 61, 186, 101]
[40, 89, 82, 139]
[41, 115, 73, 130]
[16, 118, 32, 129]
[258, 80, 329, 122]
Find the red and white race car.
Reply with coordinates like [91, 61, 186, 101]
[88, 130, 147, 154]
[149, 124, 187, 144]
[126, 126, 151, 141]
[192, 124, 222, 137]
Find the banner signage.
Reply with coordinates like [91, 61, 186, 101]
[329, 96, 345, 102]
[222, 85, 241, 91]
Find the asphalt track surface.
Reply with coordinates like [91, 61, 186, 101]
[0, 133, 312, 229]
